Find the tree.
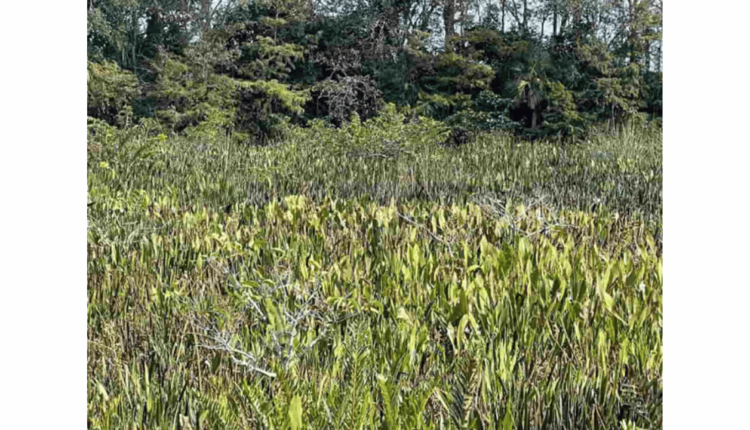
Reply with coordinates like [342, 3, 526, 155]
[87, 0, 661, 138]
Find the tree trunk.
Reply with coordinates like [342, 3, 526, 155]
[459, 0, 468, 37]
[201, 0, 211, 34]
[132, 10, 137, 71]
[501, 0, 506, 33]
[553, 8, 557, 36]
[526, 0, 531, 30]
[443, 0, 456, 52]
[178, 0, 188, 47]
[644, 0, 654, 70]
[628, 0, 637, 64]
[656, 40, 662, 71]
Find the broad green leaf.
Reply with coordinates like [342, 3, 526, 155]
[397, 307, 413, 326]
[289, 395, 302, 430]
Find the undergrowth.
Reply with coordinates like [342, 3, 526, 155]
[88, 116, 662, 429]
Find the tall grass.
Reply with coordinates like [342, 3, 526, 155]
[88, 119, 662, 429]
[88, 114, 662, 223]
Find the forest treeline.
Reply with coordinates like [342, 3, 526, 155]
[87, 0, 662, 142]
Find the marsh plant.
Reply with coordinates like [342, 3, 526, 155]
[88, 116, 661, 429]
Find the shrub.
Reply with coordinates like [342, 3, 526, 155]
[299, 104, 449, 160]
[536, 81, 586, 138]
[444, 91, 520, 133]
[309, 75, 383, 127]
[87, 61, 139, 127]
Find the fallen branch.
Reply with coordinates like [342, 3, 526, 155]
[398, 212, 455, 258]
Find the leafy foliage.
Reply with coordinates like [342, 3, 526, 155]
[87, 0, 662, 139]
[146, 53, 238, 136]
[87, 60, 139, 127]
[86, 3, 664, 424]
[88, 119, 662, 429]
[310, 75, 383, 126]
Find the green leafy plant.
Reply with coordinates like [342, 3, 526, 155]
[88, 122, 662, 429]
[87, 60, 139, 127]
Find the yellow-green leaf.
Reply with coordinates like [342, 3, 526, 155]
[289, 395, 302, 430]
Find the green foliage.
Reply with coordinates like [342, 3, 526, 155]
[88, 126, 662, 429]
[300, 104, 449, 162]
[88, 0, 661, 138]
[87, 2, 664, 426]
[434, 53, 496, 93]
[87, 60, 140, 127]
[237, 35, 306, 81]
[87, 109, 662, 218]
[289, 395, 303, 430]
[236, 79, 311, 143]
[309, 75, 383, 126]
[445, 91, 520, 132]
[577, 43, 646, 129]
[414, 92, 473, 120]
[538, 81, 585, 137]
[143, 32, 311, 144]
[87, 0, 138, 65]
[88, 0, 194, 71]
[642, 71, 663, 119]
[147, 54, 238, 136]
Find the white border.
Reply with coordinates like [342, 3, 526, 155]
[1, 2, 86, 427]
[664, 0, 750, 428]
[2, 0, 749, 427]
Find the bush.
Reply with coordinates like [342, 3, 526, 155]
[439, 127, 474, 148]
[309, 75, 383, 127]
[299, 104, 449, 159]
[445, 109, 520, 133]
[87, 61, 139, 127]
[444, 91, 520, 133]
[536, 81, 586, 138]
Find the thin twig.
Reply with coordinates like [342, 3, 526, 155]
[398, 212, 455, 257]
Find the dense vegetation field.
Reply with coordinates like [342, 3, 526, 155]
[87, 118, 662, 429]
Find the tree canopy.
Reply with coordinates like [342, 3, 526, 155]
[88, 0, 662, 141]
